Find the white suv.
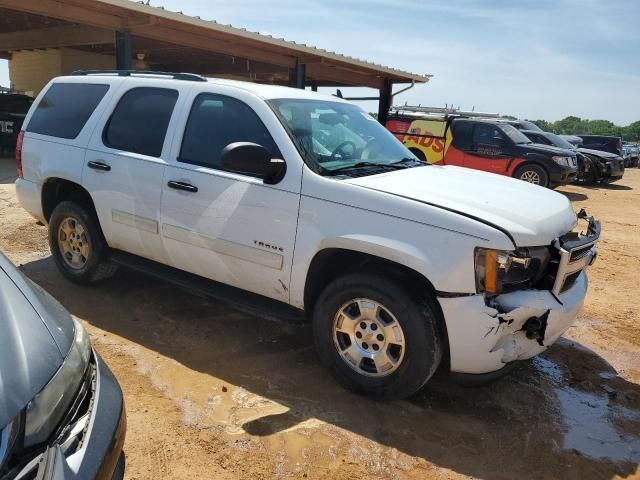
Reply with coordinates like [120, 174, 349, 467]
[15, 71, 600, 399]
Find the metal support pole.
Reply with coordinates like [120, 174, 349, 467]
[115, 29, 132, 70]
[377, 79, 392, 125]
[289, 59, 306, 89]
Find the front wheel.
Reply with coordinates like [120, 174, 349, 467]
[312, 273, 443, 400]
[514, 164, 549, 188]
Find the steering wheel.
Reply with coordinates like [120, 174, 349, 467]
[329, 141, 357, 160]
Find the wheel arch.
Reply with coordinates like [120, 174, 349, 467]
[303, 247, 450, 365]
[511, 158, 550, 182]
[408, 147, 427, 163]
[41, 177, 98, 223]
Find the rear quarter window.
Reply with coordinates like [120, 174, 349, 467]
[26, 83, 109, 139]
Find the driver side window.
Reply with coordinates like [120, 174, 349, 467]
[472, 124, 505, 155]
[179, 93, 281, 170]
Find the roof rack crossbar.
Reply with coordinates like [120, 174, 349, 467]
[390, 105, 501, 119]
[71, 70, 207, 82]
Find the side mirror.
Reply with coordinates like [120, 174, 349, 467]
[220, 142, 286, 185]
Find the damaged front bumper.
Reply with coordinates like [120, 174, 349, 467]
[439, 271, 588, 374]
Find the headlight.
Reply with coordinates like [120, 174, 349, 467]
[552, 155, 572, 167]
[0, 414, 21, 473]
[474, 247, 550, 294]
[24, 318, 91, 447]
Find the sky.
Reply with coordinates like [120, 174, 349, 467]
[1, 0, 638, 124]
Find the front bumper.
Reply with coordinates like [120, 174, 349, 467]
[439, 272, 588, 374]
[549, 165, 578, 185]
[13, 351, 125, 479]
[607, 161, 625, 178]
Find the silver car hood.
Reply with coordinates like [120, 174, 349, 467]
[0, 254, 74, 428]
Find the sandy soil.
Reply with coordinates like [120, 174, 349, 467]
[0, 159, 639, 479]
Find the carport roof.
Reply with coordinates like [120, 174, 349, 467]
[0, 0, 432, 89]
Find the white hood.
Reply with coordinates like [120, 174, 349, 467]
[346, 165, 577, 246]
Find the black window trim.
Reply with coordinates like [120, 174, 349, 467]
[177, 92, 282, 172]
[102, 86, 179, 158]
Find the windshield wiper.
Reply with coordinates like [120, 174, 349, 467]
[392, 157, 429, 166]
[327, 158, 427, 175]
[326, 161, 396, 175]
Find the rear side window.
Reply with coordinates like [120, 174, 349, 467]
[104, 87, 178, 157]
[27, 83, 108, 139]
[179, 93, 280, 169]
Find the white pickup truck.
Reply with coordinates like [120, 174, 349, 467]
[15, 71, 600, 399]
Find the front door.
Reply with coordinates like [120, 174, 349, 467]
[463, 123, 514, 175]
[160, 89, 301, 302]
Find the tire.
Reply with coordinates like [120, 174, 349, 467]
[409, 148, 427, 163]
[312, 273, 443, 400]
[514, 164, 549, 188]
[48, 201, 118, 284]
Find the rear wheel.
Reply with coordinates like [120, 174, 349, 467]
[48, 201, 117, 284]
[312, 273, 443, 400]
[514, 164, 549, 188]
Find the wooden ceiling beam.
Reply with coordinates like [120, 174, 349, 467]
[0, 0, 123, 29]
[305, 63, 383, 89]
[0, 24, 113, 51]
[130, 24, 296, 69]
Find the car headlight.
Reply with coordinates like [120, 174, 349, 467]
[474, 247, 550, 294]
[552, 155, 572, 167]
[24, 318, 91, 447]
[0, 414, 21, 473]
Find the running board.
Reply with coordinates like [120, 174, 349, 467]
[109, 250, 306, 324]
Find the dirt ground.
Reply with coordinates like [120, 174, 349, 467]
[1, 157, 639, 479]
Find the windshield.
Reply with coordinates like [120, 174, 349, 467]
[499, 124, 532, 144]
[545, 132, 575, 150]
[268, 99, 420, 175]
[520, 120, 542, 132]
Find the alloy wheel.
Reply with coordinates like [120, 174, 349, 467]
[57, 216, 91, 270]
[520, 170, 541, 184]
[332, 298, 406, 377]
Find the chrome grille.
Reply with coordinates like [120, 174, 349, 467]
[552, 239, 597, 295]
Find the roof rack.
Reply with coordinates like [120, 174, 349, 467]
[390, 105, 501, 119]
[71, 70, 207, 82]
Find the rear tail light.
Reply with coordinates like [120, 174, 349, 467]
[15, 130, 24, 178]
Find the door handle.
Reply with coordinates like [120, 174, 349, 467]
[87, 161, 111, 172]
[167, 180, 198, 193]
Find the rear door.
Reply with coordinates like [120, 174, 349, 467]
[462, 123, 514, 175]
[84, 80, 192, 264]
[160, 87, 302, 302]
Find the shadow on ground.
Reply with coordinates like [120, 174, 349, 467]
[585, 183, 633, 191]
[558, 190, 589, 202]
[20, 256, 640, 480]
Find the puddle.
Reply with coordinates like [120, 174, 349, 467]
[556, 388, 640, 462]
[534, 356, 640, 463]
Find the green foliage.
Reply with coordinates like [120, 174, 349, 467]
[529, 117, 640, 142]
